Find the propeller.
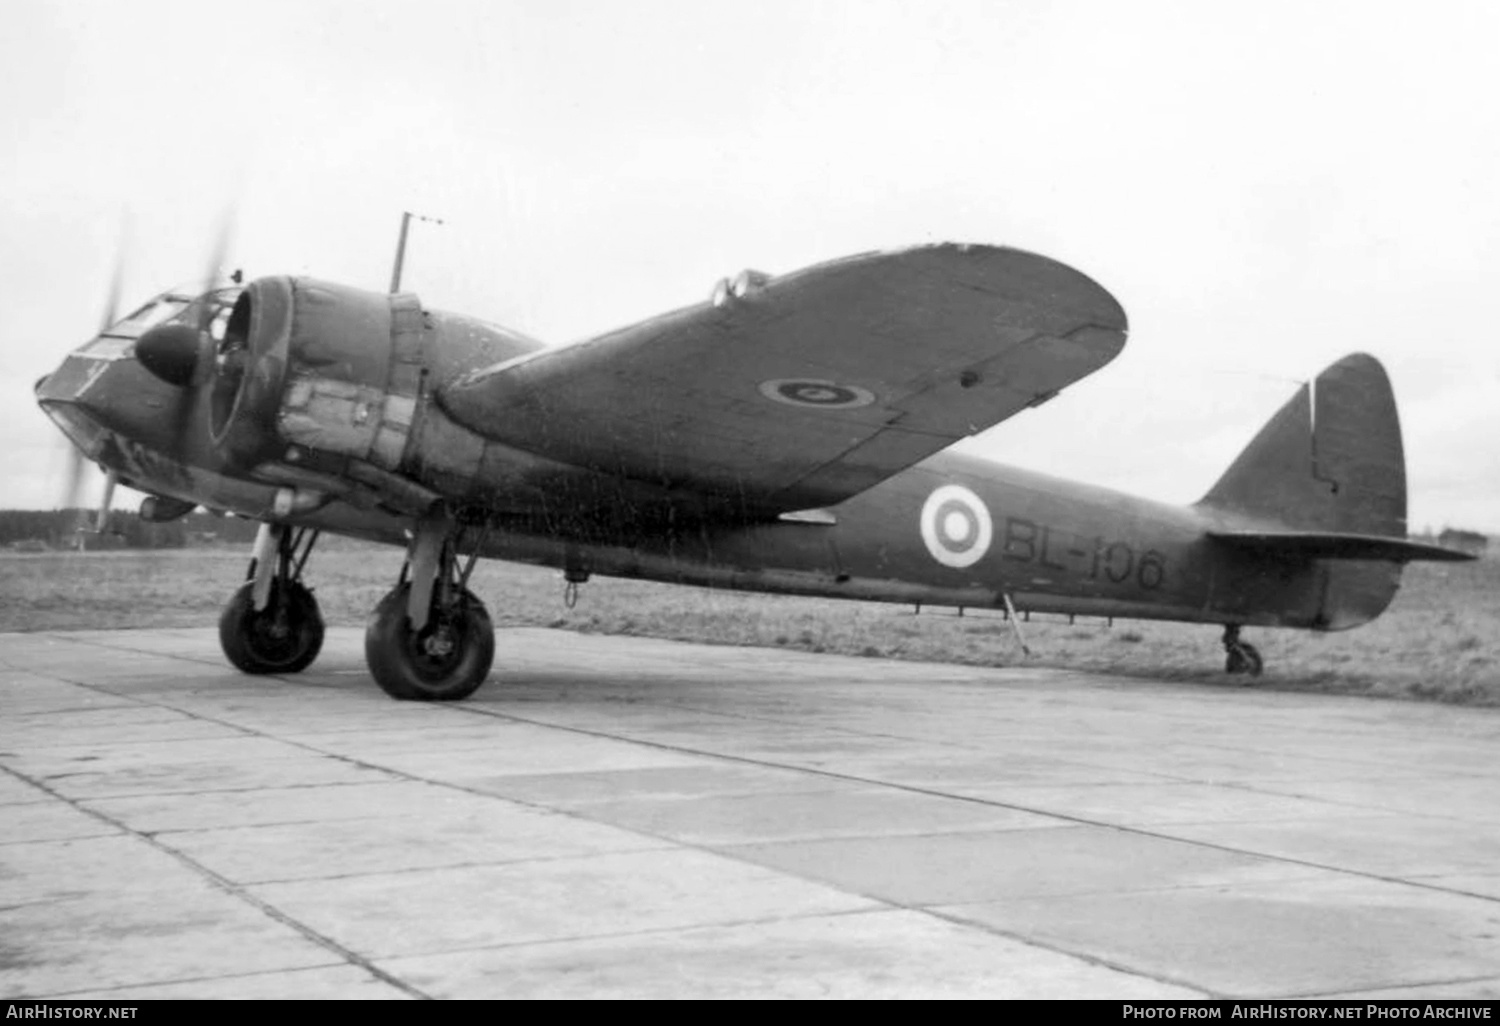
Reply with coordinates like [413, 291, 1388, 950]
[50, 242, 129, 515]
[98, 244, 125, 336]
[58, 437, 91, 511]
[52, 430, 103, 543]
[134, 210, 238, 451]
[135, 211, 236, 389]
[51, 211, 236, 527]
[52, 404, 106, 530]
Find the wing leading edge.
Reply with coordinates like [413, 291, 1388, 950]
[438, 244, 1127, 514]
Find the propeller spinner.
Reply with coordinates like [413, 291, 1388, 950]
[135, 213, 235, 391]
[135, 322, 206, 386]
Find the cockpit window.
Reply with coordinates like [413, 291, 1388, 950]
[183, 289, 244, 340]
[108, 298, 189, 335]
[209, 303, 234, 341]
[78, 335, 134, 360]
[102, 287, 243, 339]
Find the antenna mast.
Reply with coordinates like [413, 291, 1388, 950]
[388, 210, 445, 293]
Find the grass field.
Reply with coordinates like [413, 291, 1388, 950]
[1, 542, 1495, 705]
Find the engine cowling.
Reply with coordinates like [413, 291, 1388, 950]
[209, 276, 413, 471]
[199, 277, 544, 506]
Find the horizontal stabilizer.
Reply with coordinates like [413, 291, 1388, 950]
[1207, 531, 1475, 563]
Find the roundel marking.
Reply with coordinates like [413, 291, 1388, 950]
[920, 485, 993, 568]
[758, 378, 875, 409]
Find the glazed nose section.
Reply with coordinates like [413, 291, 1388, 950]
[36, 350, 120, 456]
[35, 354, 99, 406]
[37, 386, 107, 457]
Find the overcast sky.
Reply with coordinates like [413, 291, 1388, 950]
[4, 0, 1497, 531]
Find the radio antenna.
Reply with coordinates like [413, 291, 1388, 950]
[389, 210, 445, 293]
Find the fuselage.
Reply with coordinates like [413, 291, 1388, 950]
[465, 450, 1391, 632]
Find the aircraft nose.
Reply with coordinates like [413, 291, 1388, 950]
[35, 353, 102, 405]
[36, 352, 118, 456]
[38, 390, 107, 458]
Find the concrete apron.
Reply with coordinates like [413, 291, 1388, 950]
[2, 627, 1499, 999]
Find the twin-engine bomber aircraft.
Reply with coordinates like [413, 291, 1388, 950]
[35, 243, 1470, 700]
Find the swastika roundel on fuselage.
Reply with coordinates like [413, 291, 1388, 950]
[920, 484, 993, 568]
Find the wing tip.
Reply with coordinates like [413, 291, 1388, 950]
[890, 241, 1127, 331]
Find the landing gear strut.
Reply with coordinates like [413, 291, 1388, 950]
[365, 513, 494, 701]
[1221, 624, 1263, 677]
[219, 524, 325, 674]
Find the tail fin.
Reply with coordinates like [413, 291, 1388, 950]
[1198, 352, 1406, 535]
[1197, 353, 1468, 631]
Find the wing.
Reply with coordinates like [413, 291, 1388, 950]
[438, 244, 1127, 514]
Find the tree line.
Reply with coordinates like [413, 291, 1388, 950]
[0, 510, 264, 550]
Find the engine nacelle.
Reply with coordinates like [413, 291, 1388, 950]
[210, 277, 541, 490]
[211, 277, 401, 468]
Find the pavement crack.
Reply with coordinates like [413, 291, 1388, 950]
[0, 763, 435, 1001]
[450, 703, 1500, 909]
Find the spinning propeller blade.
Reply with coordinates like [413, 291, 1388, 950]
[58, 442, 90, 511]
[98, 248, 125, 336]
[53, 239, 128, 511]
[51, 210, 238, 514]
[133, 209, 238, 443]
[178, 210, 237, 439]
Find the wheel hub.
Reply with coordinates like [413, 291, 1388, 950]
[422, 627, 456, 659]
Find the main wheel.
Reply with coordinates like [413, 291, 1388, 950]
[219, 580, 325, 674]
[364, 582, 495, 701]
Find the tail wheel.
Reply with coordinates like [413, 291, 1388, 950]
[219, 580, 324, 674]
[365, 582, 494, 701]
[1226, 641, 1263, 676]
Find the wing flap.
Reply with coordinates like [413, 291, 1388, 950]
[439, 244, 1126, 512]
[1208, 531, 1476, 563]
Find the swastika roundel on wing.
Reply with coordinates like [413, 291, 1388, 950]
[920, 485, 993, 568]
[758, 378, 875, 409]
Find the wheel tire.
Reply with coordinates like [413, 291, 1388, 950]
[1239, 642, 1264, 677]
[1225, 641, 1264, 677]
[364, 582, 495, 701]
[219, 580, 324, 674]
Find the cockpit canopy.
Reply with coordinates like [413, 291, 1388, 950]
[89, 283, 244, 353]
